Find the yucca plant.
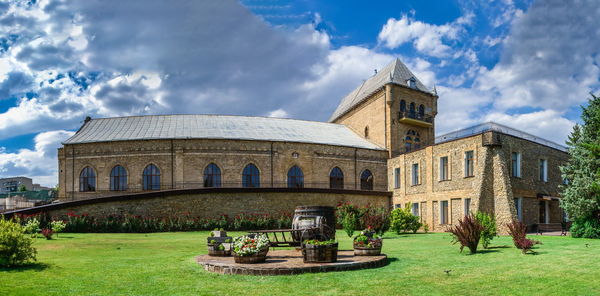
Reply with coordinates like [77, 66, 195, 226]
[448, 214, 484, 254]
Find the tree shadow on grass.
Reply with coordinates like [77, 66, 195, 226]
[487, 245, 511, 249]
[0, 262, 51, 273]
[475, 249, 500, 254]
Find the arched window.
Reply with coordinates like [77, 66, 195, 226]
[79, 166, 96, 192]
[203, 163, 222, 188]
[110, 165, 127, 191]
[409, 103, 416, 118]
[404, 130, 421, 152]
[400, 100, 406, 112]
[418, 104, 425, 118]
[364, 126, 369, 138]
[143, 164, 161, 190]
[287, 165, 304, 188]
[329, 167, 344, 189]
[242, 164, 260, 188]
[405, 136, 413, 152]
[360, 169, 374, 191]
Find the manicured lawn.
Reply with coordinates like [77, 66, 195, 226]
[1, 231, 598, 295]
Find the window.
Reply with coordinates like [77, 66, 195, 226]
[440, 201, 449, 224]
[364, 126, 369, 138]
[409, 102, 416, 118]
[394, 204, 402, 209]
[287, 165, 304, 188]
[464, 198, 471, 215]
[404, 130, 421, 153]
[539, 159, 548, 182]
[360, 169, 374, 190]
[110, 165, 127, 191]
[514, 197, 522, 221]
[464, 151, 474, 177]
[411, 203, 419, 216]
[400, 100, 406, 112]
[418, 104, 425, 118]
[412, 163, 419, 185]
[511, 152, 521, 177]
[394, 167, 401, 189]
[439, 156, 449, 181]
[242, 164, 260, 188]
[142, 164, 160, 190]
[79, 166, 96, 192]
[407, 77, 416, 89]
[203, 163, 222, 188]
[329, 167, 344, 189]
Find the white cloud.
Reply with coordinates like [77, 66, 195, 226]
[266, 108, 289, 118]
[483, 110, 575, 145]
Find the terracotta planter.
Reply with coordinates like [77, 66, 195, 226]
[208, 244, 231, 257]
[233, 248, 269, 264]
[302, 242, 338, 263]
[353, 246, 382, 256]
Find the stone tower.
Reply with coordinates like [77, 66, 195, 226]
[330, 58, 438, 157]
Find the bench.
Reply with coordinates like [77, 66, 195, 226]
[537, 222, 571, 236]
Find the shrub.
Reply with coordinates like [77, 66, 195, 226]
[23, 218, 40, 237]
[0, 218, 37, 267]
[342, 211, 358, 237]
[570, 218, 600, 239]
[507, 220, 541, 254]
[41, 228, 53, 240]
[475, 212, 497, 249]
[447, 214, 484, 254]
[361, 207, 390, 235]
[50, 220, 66, 237]
[390, 207, 422, 234]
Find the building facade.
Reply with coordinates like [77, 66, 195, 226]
[57, 58, 569, 232]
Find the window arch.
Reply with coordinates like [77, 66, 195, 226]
[400, 100, 406, 112]
[287, 165, 304, 188]
[110, 165, 127, 191]
[360, 169, 374, 191]
[329, 167, 344, 189]
[418, 104, 425, 118]
[409, 103, 416, 118]
[143, 164, 161, 190]
[203, 163, 222, 188]
[404, 130, 421, 152]
[242, 164, 260, 188]
[79, 166, 96, 192]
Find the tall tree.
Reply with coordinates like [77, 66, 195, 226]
[560, 93, 600, 238]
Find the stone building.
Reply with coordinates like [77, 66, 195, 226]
[57, 58, 568, 231]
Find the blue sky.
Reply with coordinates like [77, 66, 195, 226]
[0, 0, 598, 186]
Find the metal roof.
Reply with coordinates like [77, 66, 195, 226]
[329, 58, 433, 122]
[435, 122, 568, 152]
[63, 115, 384, 150]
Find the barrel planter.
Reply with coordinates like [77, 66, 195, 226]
[293, 205, 336, 240]
[233, 248, 269, 264]
[353, 246, 382, 256]
[302, 242, 338, 263]
[207, 243, 231, 257]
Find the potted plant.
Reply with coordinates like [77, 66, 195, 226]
[353, 228, 383, 256]
[207, 239, 231, 257]
[301, 239, 338, 263]
[232, 234, 270, 264]
[211, 228, 227, 237]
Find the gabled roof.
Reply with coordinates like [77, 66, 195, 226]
[63, 114, 384, 150]
[329, 58, 433, 122]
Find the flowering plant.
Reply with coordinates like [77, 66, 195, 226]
[353, 229, 382, 248]
[232, 234, 269, 256]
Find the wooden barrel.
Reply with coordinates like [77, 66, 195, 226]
[293, 206, 336, 240]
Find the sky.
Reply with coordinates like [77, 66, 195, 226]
[0, 0, 598, 186]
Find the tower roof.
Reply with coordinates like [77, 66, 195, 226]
[329, 58, 433, 122]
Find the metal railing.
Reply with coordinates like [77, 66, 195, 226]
[398, 111, 434, 123]
[66, 181, 389, 195]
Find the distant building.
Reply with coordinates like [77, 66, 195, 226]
[0, 176, 51, 193]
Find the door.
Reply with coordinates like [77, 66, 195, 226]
[539, 200, 547, 223]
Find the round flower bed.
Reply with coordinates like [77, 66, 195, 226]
[353, 229, 383, 256]
[232, 234, 270, 264]
[301, 239, 338, 263]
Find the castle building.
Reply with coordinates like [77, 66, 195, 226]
[57, 58, 568, 232]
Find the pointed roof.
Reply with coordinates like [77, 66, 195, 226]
[329, 58, 433, 122]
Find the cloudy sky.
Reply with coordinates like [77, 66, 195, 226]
[0, 0, 598, 186]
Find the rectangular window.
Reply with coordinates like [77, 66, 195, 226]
[412, 163, 419, 185]
[394, 167, 401, 189]
[439, 156, 449, 181]
[539, 159, 548, 182]
[464, 198, 471, 215]
[394, 204, 402, 209]
[440, 201, 449, 224]
[464, 151, 474, 177]
[412, 203, 420, 216]
[511, 152, 521, 177]
[514, 197, 522, 221]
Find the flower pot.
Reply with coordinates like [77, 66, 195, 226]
[211, 230, 227, 237]
[302, 242, 338, 263]
[233, 248, 269, 264]
[353, 246, 382, 256]
[207, 244, 231, 257]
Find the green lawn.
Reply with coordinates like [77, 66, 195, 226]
[1, 231, 598, 296]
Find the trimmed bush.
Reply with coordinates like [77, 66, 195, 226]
[475, 212, 497, 249]
[448, 214, 484, 254]
[390, 207, 422, 234]
[0, 218, 37, 267]
[507, 220, 541, 254]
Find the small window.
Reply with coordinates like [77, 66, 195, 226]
[411, 203, 419, 216]
[329, 167, 344, 189]
[412, 163, 419, 185]
[439, 156, 449, 181]
[360, 169, 374, 190]
[440, 201, 449, 224]
[364, 126, 369, 138]
[514, 197, 522, 221]
[418, 104, 425, 118]
[400, 100, 406, 112]
[287, 165, 304, 188]
[511, 152, 521, 178]
[409, 102, 416, 117]
[143, 164, 161, 191]
[292, 152, 299, 158]
[464, 151, 474, 177]
[407, 77, 417, 89]
[464, 198, 471, 215]
[394, 167, 401, 189]
[539, 159, 548, 182]
[79, 167, 96, 192]
[203, 163, 222, 188]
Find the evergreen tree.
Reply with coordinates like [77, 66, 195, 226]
[560, 93, 600, 238]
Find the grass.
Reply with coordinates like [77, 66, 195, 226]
[1, 231, 599, 296]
